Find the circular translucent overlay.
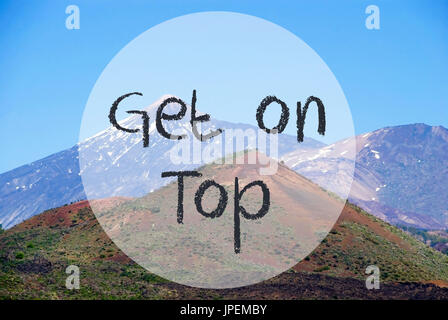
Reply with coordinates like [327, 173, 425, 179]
[79, 12, 356, 288]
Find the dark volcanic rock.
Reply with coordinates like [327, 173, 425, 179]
[16, 254, 53, 274]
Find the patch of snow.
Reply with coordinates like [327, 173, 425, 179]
[371, 150, 380, 159]
[398, 214, 416, 225]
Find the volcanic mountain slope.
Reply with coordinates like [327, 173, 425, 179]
[0, 96, 323, 229]
[91, 151, 346, 288]
[1, 160, 448, 299]
[0, 146, 86, 230]
[282, 123, 448, 229]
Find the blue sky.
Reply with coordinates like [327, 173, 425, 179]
[0, 0, 447, 173]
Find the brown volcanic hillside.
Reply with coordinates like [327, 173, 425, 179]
[1, 156, 448, 298]
[91, 152, 346, 288]
[2, 200, 448, 299]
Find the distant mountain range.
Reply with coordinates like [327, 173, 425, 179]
[0, 94, 447, 231]
[0, 97, 321, 229]
[0, 146, 86, 229]
[282, 123, 448, 229]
